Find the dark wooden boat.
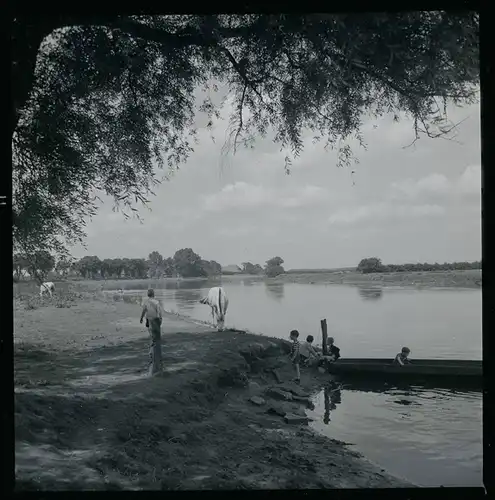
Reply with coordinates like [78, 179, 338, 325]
[326, 358, 482, 386]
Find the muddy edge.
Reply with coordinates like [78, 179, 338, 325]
[14, 290, 415, 490]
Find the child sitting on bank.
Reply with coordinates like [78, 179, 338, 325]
[325, 337, 341, 362]
[288, 330, 301, 384]
[300, 335, 321, 367]
[394, 347, 412, 366]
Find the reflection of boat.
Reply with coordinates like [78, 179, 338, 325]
[327, 358, 482, 386]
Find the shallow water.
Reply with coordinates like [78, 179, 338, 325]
[103, 278, 483, 487]
[308, 382, 482, 487]
[113, 278, 482, 360]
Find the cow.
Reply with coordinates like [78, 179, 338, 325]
[40, 281, 55, 298]
[199, 286, 229, 331]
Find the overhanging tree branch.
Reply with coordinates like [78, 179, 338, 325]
[11, 13, 479, 259]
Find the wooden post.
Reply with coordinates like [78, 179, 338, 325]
[321, 319, 328, 355]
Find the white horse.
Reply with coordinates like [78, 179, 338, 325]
[200, 286, 229, 331]
[40, 281, 55, 298]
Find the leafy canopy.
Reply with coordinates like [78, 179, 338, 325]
[12, 13, 479, 259]
[265, 256, 285, 277]
[242, 262, 264, 275]
[357, 257, 384, 274]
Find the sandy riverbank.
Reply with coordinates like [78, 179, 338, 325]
[14, 291, 414, 490]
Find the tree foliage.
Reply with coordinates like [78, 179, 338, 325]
[32, 251, 56, 276]
[162, 257, 175, 277]
[357, 257, 384, 274]
[148, 251, 164, 276]
[173, 248, 206, 278]
[12, 13, 479, 258]
[15, 250, 56, 282]
[13, 253, 30, 281]
[146, 251, 180, 278]
[55, 255, 73, 277]
[242, 262, 264, 275]
[200, 259, 222, 276]
[14, 247, 257, 280]
[74, 255, 102, 279]
[357, 257, 481, 274]
[265, 256, 285, 277]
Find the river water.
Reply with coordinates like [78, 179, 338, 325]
[112, 278, 483, 487]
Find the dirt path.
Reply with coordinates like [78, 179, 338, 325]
[14, 294, 413, 490]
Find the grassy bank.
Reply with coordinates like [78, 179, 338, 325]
[14, 269, 481, 295]
[14, 291, 412, 490]
[270, 269, 482, 289]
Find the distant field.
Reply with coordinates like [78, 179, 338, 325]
[286, 267, 356, 274]
[14, 268, 482, 296]
[274, 269, 482, 289]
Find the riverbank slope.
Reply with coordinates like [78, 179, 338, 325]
[14, 292, 413, 490]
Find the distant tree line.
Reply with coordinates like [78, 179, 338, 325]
[13, 248, 286, 280]
[357, 257, 482, 274]
[13, 251, 56, 282]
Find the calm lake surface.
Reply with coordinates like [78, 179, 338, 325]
[114, 278, 483, 487]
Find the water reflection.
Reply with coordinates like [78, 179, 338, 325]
[309, 380, 482, 487]
[315, 379, 481, 427]
[343, 378, 482, 394]
[357, 285, 383, 301]
[264, 282, 285, 301]
[98, 278, 216, 292]
[174, 280, 216, 291]
[163, 280, 181, 290]
[174, 288, 202, 310]
[323, 383, 342, 424]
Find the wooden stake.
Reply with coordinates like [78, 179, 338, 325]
[321, 319, 328, 355]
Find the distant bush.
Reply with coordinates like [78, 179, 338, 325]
[264, 256, 285, 277]
[357, 258, 481, 274]
[357, 257, 384, 274]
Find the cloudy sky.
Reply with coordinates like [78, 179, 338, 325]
[73, 85, 481, 270]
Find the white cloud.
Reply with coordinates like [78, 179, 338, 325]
[389, 165, 480, 202]
[214, 226, 257, 238]
[390, 173, 450, 199]
[202, 182, 329, 212]
[454, 164, 481, 196]
[328, 202, 445, 226]
[72, 96, 481, 266]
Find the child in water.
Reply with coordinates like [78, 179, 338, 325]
[394, 347, 412, 366]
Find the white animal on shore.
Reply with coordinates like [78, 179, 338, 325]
[40, 282, 55, 298]
[200, 286, 229, 331]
